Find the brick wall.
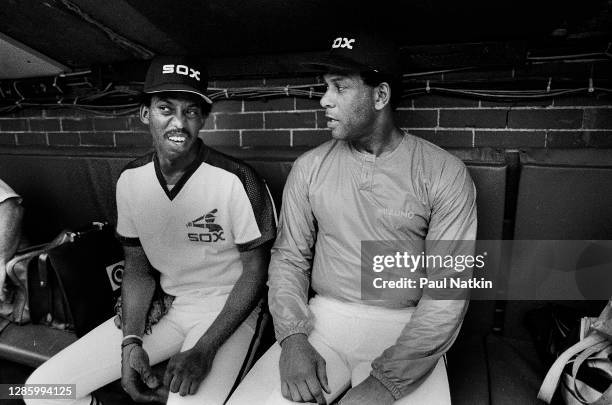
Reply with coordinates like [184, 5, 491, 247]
[1, 76, 611, 151]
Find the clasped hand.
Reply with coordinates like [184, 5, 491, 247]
[121, 345, 214, 402]
[121, 344, 166, 403]
[279, 335, 395, 405]
[164, 347, 214, 396]
[279, 334, 330, 404]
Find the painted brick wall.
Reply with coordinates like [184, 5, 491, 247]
[1, 76, 611, 150]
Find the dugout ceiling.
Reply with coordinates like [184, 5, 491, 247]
[0, 0, 610, 79]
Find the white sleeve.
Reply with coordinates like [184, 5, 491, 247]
[115, 172, 139, 241]
[0, 179, 21, 205]
[229, 177, 262, 248]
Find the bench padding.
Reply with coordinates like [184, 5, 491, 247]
[0, 146, 507, 404]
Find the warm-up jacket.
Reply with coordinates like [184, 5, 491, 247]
[268, 133, 477, 399]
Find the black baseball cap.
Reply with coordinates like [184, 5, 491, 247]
[143, 55, 212, 104]
[304, 32, 401, 77]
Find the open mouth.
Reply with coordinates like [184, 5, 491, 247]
[326, 116, 338, 127]
[168, 134, 187, 143]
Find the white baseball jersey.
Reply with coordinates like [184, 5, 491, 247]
[116, 140, 276, 298]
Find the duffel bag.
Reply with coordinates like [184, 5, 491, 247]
[34, 221, 124, 337]
[0, 231, 70, 325]
[538, 299, 612, 404]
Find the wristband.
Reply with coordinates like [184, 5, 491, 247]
[122, 334, 143, 343]
[121, 336, 143, 349]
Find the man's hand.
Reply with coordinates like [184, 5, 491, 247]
[121, 344, 166, 403]
[338, 375, 394, 405]
[279, 334, 330, 404]
[0, 262, 7, 301]
[163, 347, 215, 396]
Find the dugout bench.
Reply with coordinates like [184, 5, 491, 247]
[0, 144, 611, 404]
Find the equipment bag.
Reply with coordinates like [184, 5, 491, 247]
[538, 299, 612, 405]
[1, 232, 71, 325]
[33, 222, 124, 337]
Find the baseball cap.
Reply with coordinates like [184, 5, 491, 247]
[143, 55, 212, 104]
[304, 32, 401, 77]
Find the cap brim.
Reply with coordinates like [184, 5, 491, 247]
[301, 55, 375, 74]
[144, 84, 212, 104]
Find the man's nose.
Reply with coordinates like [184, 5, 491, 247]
[320, 89, 333, 109]
[169, 113, 187, 129]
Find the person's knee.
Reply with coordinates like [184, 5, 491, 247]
[22, 371, 53, 405]
[22, 363, 74, 405]
[24, 365, 43, 388]
[22, 367, 44, 405]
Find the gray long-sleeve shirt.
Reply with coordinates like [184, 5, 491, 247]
[268, 133, 477, 399]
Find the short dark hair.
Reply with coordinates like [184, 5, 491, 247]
[360, 71, 403, 110]
[139, 92, 212, 116]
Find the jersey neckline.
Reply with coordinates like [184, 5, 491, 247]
[153, 139, 206, 201]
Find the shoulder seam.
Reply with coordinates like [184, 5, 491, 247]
[121, 151, 155, 175]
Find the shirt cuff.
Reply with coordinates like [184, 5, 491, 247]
[274, 322, 311, 343]
[236, 231, 275, 252]
[370, 368, 403, 400]
[0, 195, 22, 205]
[115, 232, 141, 247]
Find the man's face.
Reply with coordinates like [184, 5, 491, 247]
[320, 72, 376, 142]
[140, 92, 206, 160]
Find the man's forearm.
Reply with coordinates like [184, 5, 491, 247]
[192, 246, 268, 352]
[121, 246, 157, 337]
[370, 298, 468, 399]
[121, 271, 156, 337]
[0, 199, 23, 266]
[268, 259, 312, 342]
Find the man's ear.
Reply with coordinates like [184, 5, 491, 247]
[139, 104, 150, 125]
[374, 82, 391, 111]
